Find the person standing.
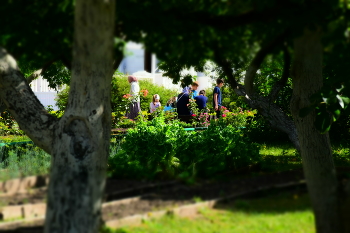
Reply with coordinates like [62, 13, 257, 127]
[176, 88, 191, 116]
[127, 75, 141, 120]
[194, 90, 208, 111]
[190, 81, 199, 98]
[150, 94, 161, 113]
[213, 78, 224, 118]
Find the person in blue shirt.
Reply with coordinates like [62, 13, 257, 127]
[190, 81, 199, 98]
[194, 90, 208, 111]
[213, 78, 224, 118]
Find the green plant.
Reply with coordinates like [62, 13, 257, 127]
[178, 124, 261, 178]
[120, 115, 183, 178]
[0, 111, 25, 136]
[0, 144, 51, 181]
[108, 112, 261, 180]
[114, 116, 137, 128]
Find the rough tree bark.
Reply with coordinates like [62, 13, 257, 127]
[290, 28, 339, 233]
[0, 0, 115, 232]
[0, 50, 57, 153]
[44, 0, 115, 232]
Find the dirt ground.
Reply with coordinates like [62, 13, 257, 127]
[1, 170, 305, 207]
[0, 169, 307, 233]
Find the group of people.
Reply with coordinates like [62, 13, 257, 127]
[126, 75, 162, 119]
[126, 75, 224, 120]
[176, 78, 224, 118]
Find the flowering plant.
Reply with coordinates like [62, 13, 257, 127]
[140, 89, 149, 97]
[219, 107, 257, 127]
[122, 94, 132, 99]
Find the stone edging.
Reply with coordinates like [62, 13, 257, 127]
[0, 175, 49, 196]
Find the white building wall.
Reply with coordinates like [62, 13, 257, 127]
[30, 76, 60, 110]
[118, 42, 144, 75]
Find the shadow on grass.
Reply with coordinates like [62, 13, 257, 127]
[214, 186, 311, 214]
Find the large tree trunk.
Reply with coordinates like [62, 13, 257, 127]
[290, 28, 339, 233]
[0, 1, 115, 231]
[43, 1, 115, 232]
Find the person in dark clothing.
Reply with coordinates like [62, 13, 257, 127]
[176, 91, 190, 115]
[213, 78, 224, 118]
[194, 90, 208, 111]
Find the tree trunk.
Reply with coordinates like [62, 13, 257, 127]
[290, 28, 339, 233]
[44, 0, 115, 232]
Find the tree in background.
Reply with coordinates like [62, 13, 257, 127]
[116, 0, 350, 232]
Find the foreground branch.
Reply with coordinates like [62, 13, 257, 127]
[0, 48, 57, 153]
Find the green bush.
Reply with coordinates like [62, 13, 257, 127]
[0, 144, 51, 181]
[0, 111, 25, 136]
[108, 113, 261, 179]
[176, 119, 261, 178]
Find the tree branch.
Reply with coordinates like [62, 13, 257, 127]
[213, 48, 299, 151]
[26, 57, 60, 84]
[244, 30, 289, 96]
[60, 55, 72, 70]
[269, 44, 291, 102]
[26, 68, 43, 84]
[0, 48, 57, 154]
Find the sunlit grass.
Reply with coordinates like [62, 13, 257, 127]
[260, 142, 350, 157]
[259, 143, 297, 156]
[103, 191, 315, 233]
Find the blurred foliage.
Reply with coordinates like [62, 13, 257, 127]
[0, 0, 74, 84]
[0, 144, 50, 181]
[0, 111, 24, 136]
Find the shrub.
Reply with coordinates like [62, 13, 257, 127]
[108, 113, 261, 179]
[0, 111, 25, 136]
[0, 143, 50, 181]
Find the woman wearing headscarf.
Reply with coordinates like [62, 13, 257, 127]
[176, 87, 191, 116]
[127, 75, 141, 119]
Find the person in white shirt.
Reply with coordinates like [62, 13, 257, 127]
[127, 75, 141, 119]
[150, 94, 161, 113]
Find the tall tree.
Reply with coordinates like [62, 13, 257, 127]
[0, 1, 115, 233]
[291, 28, 339, 232]
[116, 0, 350, 232]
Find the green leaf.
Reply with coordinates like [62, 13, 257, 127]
[340, 96, 350, 108]
[337, 95, 345, 108]
[315, 111, 331, 133]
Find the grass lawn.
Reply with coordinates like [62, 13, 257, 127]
[103, 190, 315, 233]
[260, 142, 350, 157]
